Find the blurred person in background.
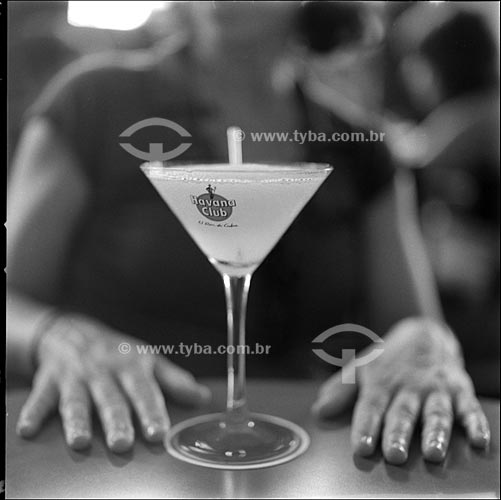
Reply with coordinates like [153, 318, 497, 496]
[7, 1, 491, 464]
[387, 6, 500, 396]
[7, 35, 78, 166]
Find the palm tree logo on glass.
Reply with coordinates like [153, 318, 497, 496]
[140, 127, 333, 470]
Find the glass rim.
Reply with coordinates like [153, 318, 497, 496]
[140, 161, 333, 175]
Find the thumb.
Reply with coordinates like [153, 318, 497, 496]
[312, 365, 358, 419]
[154, 358, 211, 407]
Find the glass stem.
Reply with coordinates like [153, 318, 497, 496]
[223, 273, 251, 426]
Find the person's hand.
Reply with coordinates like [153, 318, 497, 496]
[16, 314, 211, 452]
[312, 317, 491, 465]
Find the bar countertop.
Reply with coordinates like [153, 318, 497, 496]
[6, 379, 500, 499]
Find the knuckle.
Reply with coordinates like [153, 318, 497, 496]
[59, 397, 89, 416]
[434, 368, 448, 382]
[107, 415, 133, 432]
[60, 375, 86, 393]
[424, 416, 451, 432]
[104, 388, 127, 406]
[134, 395, 157, 413]
[137, 357, 156, 373]
[360, 397, 386, 414]
[462, 398, 483, 416]
[425, 408, 453, 425]
[87, 361, 109, 379]
[132, 375, 155, 393]
[102, 402, 128, 414]
[424, 401, 452, 423]
[425, 392, 452, 412]
[424, 379, 448, 395]
[141, 410, 165, 424]
[463, 407, 488, 428]
[88, 370, 115, 392]
[396, 400, 419, 420]
[120, 371, 157, 400]
[101, 404, 131, 423]
[385, 416, 414, 436]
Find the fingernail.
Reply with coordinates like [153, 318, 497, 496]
[107, 432, 133, 453]
[386, 442, 408, 465]
[356, 435, 375, 456]
[471, 430, 490, 449]
[425, 439, 446, 463]
[17, 419, 36, 438]
[68, 429, 92, 450]
[145, 422, 165, 442]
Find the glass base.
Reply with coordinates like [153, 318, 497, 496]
[166, 412, 310, 470]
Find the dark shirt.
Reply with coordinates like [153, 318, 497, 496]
[29, 43, 394, 377]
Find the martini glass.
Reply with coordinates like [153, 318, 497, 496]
[140, 160, 332, 469]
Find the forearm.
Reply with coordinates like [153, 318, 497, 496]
[392, 171, 443, 319]
[364, 172, 443, 333]
[7, 289, 58, 380]
[7, 119, 91, 380]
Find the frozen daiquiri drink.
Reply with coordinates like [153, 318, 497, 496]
[141, 135, 332, 469]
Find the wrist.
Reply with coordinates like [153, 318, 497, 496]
[30, 309, 63, 371]
[392, 316, 464, 363]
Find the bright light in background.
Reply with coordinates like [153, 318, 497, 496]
[67, 1, 169, 31]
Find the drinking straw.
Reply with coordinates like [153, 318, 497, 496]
[227, 126, 243, 165]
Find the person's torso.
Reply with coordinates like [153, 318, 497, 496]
[57, 47, 376, 376]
